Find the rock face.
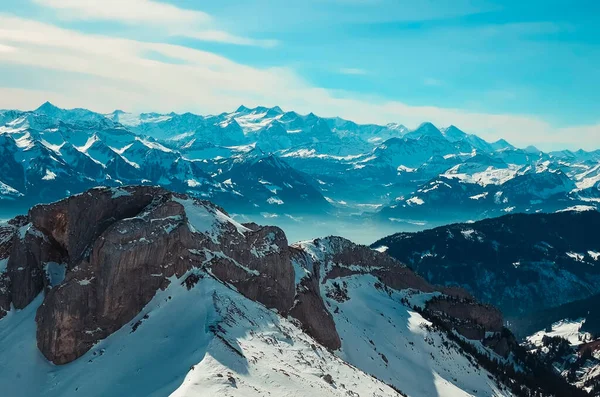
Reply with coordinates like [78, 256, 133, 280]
[289, 236, 503, 345]
[1, 186, 298, 364]
[426, 296, 503, 340]
[289, 246, 341, 350]
[36, 193, 198, 364]
[28, 186, 162, 267]
[7, 223, 64, 309]
[0, 218, 24, 317]
[206, 222, 295, 315]
[2, 186, 510, 366]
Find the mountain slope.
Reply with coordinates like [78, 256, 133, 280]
[372, 210, 600, 317]
[0, 186, 585, 397]
[0, 272, 406, 397]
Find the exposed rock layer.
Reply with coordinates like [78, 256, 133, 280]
[1, 186, 507, 365]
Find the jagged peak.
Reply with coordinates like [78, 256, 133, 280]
[35, 101, 61, 114]
[404, 122, 444, 140]
[386, 122, 407, 130]
[305, 112, 318, 121]
[264, 106, 284, 117]
[415, 121, 439, 130]
[443, 124, 465, 133]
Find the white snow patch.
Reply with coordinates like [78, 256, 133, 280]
[406, 196, 424, 206]
[397, 165, 416, 173]
[320, 273, 508, 397]
[174, 197, 249, 243]
[469, 192, 488, 200]
[136, 137, 173, 153]
[0, 181, 21, 196]
[566, 252, 585, 262]
[588, 251, 600, 261]
[186, 179, 201, 187]
[461, 229, 476, 239]
[41, 170, 57, 181]
[527, 319, 592, 347]
[266, 197, 284, 205]
[76, 134, 100, 152]
[556, 205, 596, 213]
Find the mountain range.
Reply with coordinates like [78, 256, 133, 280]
[2, 100, 600, 395]
[1, 102, 599, 243]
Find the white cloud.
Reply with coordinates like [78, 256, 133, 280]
[0, 44, 16, 53]
[339, 68, 368, 75]
[33, 0, 276, 47]
[34, 0, 210, 26]
[0, 15, 596, 151]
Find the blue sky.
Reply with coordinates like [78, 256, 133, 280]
[0, 0, 598, 149]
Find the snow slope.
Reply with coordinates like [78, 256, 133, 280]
[323, 274, 509, 397]
[291, 238, 513, 396]
[527, 319, 592, 347]
[0, 272, 403, 397]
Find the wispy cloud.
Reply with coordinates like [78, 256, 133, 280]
[33, 0, 210, 26]
[339, 68, 368, 75]
[0, 43, 16, 53]
[33, 0, 277, 47]
[0, 14, 597, 151]
[185, 31, 279, 48]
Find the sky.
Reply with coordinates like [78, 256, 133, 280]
[0, 0, 598, 150]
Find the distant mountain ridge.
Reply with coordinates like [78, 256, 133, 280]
[372, 210, 600, 317]
[0, 102, 599, 242]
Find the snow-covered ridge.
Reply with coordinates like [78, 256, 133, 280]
[1, 101, 599, 245]
[1, 186, 583, 397]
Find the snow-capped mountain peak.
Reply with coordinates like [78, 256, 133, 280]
[441, 125, 468, 142]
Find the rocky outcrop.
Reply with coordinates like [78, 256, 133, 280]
[287, 236, 504, 351]
[28, 186, 163, 266]
[426, 296, 503, 340]
[1, 186, 514, 368]
[288, 247, 341, 350]
[7, 223, 66, 309]
[36, 195, 198, 363]
[0, 215, 66, 318]
[483, 330, 519, 358]
[0, 218, 23, 318]
[208, 224, 295, 314]
[0, 186, 298, 364]
[313, 236, 433, 293]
